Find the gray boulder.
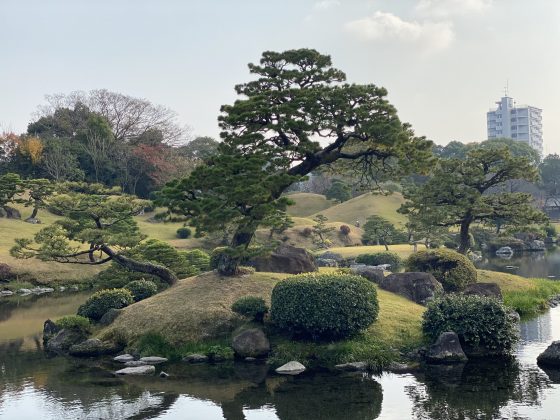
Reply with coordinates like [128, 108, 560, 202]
[46, 329, 88, 354]
[24, 217, 41, 224]
[527, 240, 546, 251]
[140, 356, 168, 364]
[351, 265, 384, 283]
[425, 332, 468, 364]
[43, 319, 60, 344]
[335, 362, 367, 371]
[463, 282, 503, 300]
[113, 354, 135, 363]
[496, 246, 514, 256]
[4, 206, 21, 219]
[115, 365, 155, 376]
[232, 328, 270, 358]
[380, 272, 443, 305]
[320, 252, 344, 262]
[0, 290, 14, 297]
[99, 308, 122, 326]
[69, 339, 123, 357]
[537, 341, 560, 367]
[316, 258, 338, 267]
[250, 245, 317, 274]
[275, 361, 306, 375]
[183, 354, 209, 363]
[125, 360, 148, 367]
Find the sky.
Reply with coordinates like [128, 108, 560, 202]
[1, 0, 559, 153]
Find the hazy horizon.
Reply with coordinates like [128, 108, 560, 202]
[1, 0, 558, 153]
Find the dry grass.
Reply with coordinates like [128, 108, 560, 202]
[314, 192, 407, 227]
[101, 271, 287, 345]
[286, 193, 334, 217]
[320, 244, 415, 259]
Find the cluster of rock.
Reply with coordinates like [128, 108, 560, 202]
[113, 354, 168, 376]
[1, 285, 80, 298]
[250, 245, 317, 274]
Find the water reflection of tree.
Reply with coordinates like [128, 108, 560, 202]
[406, 360, 551, 419]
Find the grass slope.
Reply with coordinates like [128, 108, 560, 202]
[286, 193, 334, 217]
[320, 244, 415, 259]
[314, 192, 406, 227]
[100, 271, 425, 369]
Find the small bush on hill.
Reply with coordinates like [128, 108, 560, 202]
[125, 279, 158, 302]
[271, 273, 378, 340]
[339, 225, 351, 236]
[56, 315, 91, 334]
[176, 226, 192, 239]
[77, 289, 134, 321]
[301, 227, 313, 237]
[423, 295, 518, 357]
[183, 249, 210, 272]
[231, 296, 268, 322]
[355, 251, 403, 270]
[406, 249, 477, 292]
[210, 247, 228, 270]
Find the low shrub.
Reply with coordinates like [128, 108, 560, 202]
[55, 315, 91, 334]
[545, 224, 557, 238]
[301, 227, 313, 237]
[339, 225, 351, 236]
[423, 294, 518, 357]
[271, 273, 379, 340]
[77, 288, 134, 321]
[209, 247, 228, 270]
[355, 251, 403, 270]
[183, 249, 211, 273]
[406, 249, 477, 292]
[231, 296, 269, 322]
[125, 279, 158, 302]
[176, 226, 192, 239]
[206, 345, 235, 362]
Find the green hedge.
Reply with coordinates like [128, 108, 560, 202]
[271, 273, 378, 340]
[231, 296, 268, 322]
[355, 251, 403, 270]
[176, 227, 192, 239]
[77, 289, 134, 321]
[55, 315, 91, 334]
[423, 294, 518, 357]
[125, 279, 158, 302]
[406, 249, 477, 292]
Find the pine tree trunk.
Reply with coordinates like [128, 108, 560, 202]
[458, 221, 471, 254]
[217, 221, 258, 276]
[101, 245, 178, 285]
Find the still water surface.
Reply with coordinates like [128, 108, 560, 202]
[1, 290, 560, 419]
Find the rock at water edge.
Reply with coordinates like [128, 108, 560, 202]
[115, 365, 156, 376]
[232, 328, 270, 358]
[275, 361, 306, 375]
[425, 332, 468, 364]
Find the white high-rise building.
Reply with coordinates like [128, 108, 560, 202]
[487, 95, 543, 156]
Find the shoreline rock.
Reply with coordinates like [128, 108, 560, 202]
[276, 361, 306, 375]
[115, 365, 156, 376]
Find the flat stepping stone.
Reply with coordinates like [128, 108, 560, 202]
[115, 365, 155, 376]
[335, 362, 367, 371]
[275, 361, 306, 375]
[114, 354, 135, 363]
[125, 360, 148, 367]
[140, 356, 168, 364]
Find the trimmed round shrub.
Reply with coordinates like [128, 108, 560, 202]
[406, 249, 477, 292]
[176, 226, 192, 239]
[339, 225, 351, 236]
[183, 249, 211, 273]
[232, 296, 269, 322]
[125, 279, 158, 302]
[55, 315, 91, 334]
[301, 227, 313, 237]
[271, 273, 379, 340]
[355, 251, 403, 270]
[422, 295, 518, 357]
[77, 288, 134, 321]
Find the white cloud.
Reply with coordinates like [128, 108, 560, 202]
[314, 0, 341, 10]
[345, 11, 454, 52]
[416, 0, 492, 18]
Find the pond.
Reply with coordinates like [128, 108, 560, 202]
[2, 292, 560, 419]
[477, 245, 560, 279]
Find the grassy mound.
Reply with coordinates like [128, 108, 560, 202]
[286, 193, 335, 217]
[99, 271, 425, 368]
[314, 192, 406, 227]
[319, 244, 415, 259]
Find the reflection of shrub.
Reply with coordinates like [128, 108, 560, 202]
[271, 273, 378, 340]
[56, 315, 91, 334]
[423, 294, 518, 357]
[125, 279, 158, 302]
[176, 226, 192, 239]
[406, 249, 477, 292]
[232, 296, 268, 322]
[78, 289, 134, 321]
[355, 251, 403, 270]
